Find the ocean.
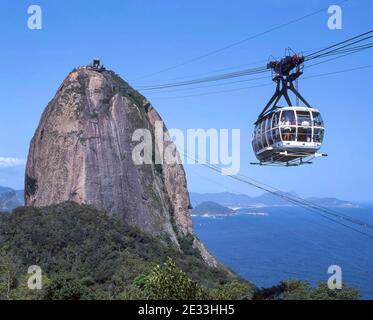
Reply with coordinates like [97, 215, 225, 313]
[192, 205, 373, 299]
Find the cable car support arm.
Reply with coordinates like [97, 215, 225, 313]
[256, 54, 312, 122]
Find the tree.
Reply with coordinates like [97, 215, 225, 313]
[254, 279, 360, 300]
[44, 273, 93, 300]
[310, 282, 360, 300]
[210, 280, 254, 300]
[10, 274, 51, 300]
[0, 247, 20, 300]
[137, 257, 208, 300]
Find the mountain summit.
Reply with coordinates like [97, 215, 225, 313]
[25, 63, 216, 266]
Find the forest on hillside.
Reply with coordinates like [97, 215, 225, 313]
[0, 202, 359, 300]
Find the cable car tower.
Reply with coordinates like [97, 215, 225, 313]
[251, 49, 327, 166]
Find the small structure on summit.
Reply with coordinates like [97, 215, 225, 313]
[88, 58, 106, 71]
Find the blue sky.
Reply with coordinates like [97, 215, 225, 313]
[0, 0, 372, 201]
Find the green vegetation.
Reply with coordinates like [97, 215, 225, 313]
[0, 202, 359, 300]
[0, 202, 250, 300]
[254, 279, 359, 300]
[135, 257, 209, 299]
[109, 71, 145, 108]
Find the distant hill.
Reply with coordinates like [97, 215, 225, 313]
[307, 197, 359, 208]
[193, 201, 235, 216]
[0, 186, 360, 211]
[190, 192, 359, 208]
[0, 187, 24, 211]
[190, 192, 261, 207]
[0, 186, 14, 194]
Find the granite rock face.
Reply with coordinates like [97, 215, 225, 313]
[25, 67, 216, 266]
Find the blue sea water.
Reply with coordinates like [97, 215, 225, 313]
[192, 205, 373, 299]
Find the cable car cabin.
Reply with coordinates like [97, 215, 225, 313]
[252, 106, 325, 165]
[251, 52, 327, 166]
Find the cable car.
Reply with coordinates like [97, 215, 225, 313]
[251, 52, 327, 166]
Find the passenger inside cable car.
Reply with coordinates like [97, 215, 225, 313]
[280, 110, 296, 141]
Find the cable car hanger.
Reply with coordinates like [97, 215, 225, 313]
[256, 48, 311, 123]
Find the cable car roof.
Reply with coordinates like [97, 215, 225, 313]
[256, 106, 321, 122]
[272, 106, 320, 112]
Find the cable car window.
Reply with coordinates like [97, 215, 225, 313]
[267, 117, 272, 133]
[281, 122, 293, 142]
[254, 124, 260, 151]
[281, 110, 296, 125]
[296, 110, 312, 142]
[280, 110, 296, 141]
[296, 110, 311, 126]
[272, 113, 279, 129]
[273, 127, 280, 143]
[261, 120, 267, 148]
[312, 112, 324, 127]
[252, 129, 258, 152]
[313, 128, 324, 143]
[272, 113, 280, 143]
[320, 129, 324, 143]
[267, 117, 274, 145]
[263, 118, 271, 147]
[253, 125, 258, 151]
[257, 122, 263, 150]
